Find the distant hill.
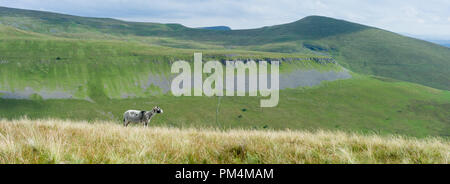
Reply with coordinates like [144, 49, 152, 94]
[0, 6, 448, 90]
[434, 42, 450, 47]
[198, 26, 231, 31]
[424, 39, 450, 48]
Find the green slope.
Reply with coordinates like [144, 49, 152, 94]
[0, 74, 449, 138]
[0, 6, 449, 138]
[0, 26, 448, 137]
[0, 25, 335, 99]
[1, 6, 448, 90]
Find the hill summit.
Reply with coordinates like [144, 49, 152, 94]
[198, 26, 231, 31]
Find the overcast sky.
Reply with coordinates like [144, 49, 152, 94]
[1, 0, 450, 39]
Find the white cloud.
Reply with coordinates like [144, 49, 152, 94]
[0, 0, 449, 39]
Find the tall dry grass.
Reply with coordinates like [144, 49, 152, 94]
[0, 118, 448, 164]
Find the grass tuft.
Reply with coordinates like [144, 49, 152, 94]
[0, 118, 448, 164]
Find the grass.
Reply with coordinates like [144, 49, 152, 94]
[0, 6, 448, 140]
[0, 75, 449, 138]
[0, 118, 448, 164]
[0, 27, 448, 137]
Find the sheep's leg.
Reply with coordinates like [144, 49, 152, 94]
[124, 120, 131, 127]
[144, 121, 148, 127]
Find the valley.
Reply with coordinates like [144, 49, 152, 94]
[0, 6, 448, 138]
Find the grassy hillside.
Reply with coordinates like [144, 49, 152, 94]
[0, 119, 448, 164]
[0, 6, 449, 90]
[0, 27, 335, 99]
[0, 6, 448, 139]
[1, 74, 449, 138]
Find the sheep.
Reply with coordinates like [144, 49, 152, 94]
[123, 106, 163, 127]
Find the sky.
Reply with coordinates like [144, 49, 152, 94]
[1, 0, 450, 40]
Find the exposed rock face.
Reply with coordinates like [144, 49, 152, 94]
[217, 57, 337, 65]
[1, 67, 351, 100]
[144, 73, 172, 94]
[0, 58, 349, 100]
[0, 87, 74, 99]
[279, 69, 351, 89]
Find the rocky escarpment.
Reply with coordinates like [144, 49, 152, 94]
[207, 56, 338, 65]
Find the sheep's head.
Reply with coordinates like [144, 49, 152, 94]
[153, 106, 163, 114]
